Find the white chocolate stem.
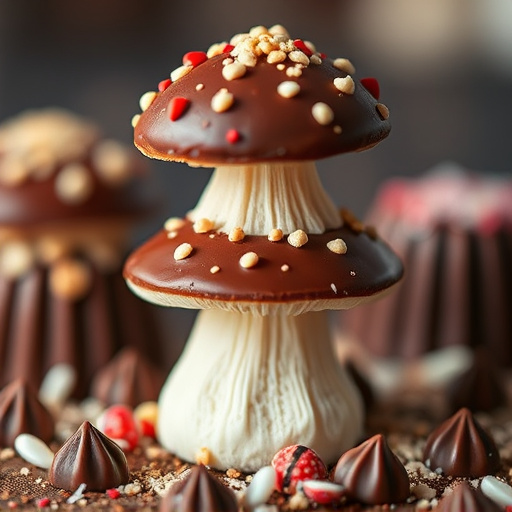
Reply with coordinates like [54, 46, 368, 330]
[157, 309, 363, 472]
[188, 162, 341, 235]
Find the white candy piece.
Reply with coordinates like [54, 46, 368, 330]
[301, 480, 345, 504]
[481, 475, 512, 507]
[244, 466, 276, 508]
[14, 434, 54, 469]
[67, 483, 87, 504]
[39, 363, 77, 407]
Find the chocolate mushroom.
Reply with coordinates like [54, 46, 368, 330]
[125, 25, 402, 471]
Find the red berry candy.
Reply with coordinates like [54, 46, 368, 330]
[106, 488, 121, 499]
[360, 77, 380, 100]
[222, 43, 235, 53]
[225, 129, 241, 144]
[97, 405, 140, 452]
[158, 78, 172, 92]
[168, 97, 190, 122]
[293, 39, 313, 57]
[182, 51, 208, 68]
[302, 480, 345, 504]
[271, 445, 328, 494]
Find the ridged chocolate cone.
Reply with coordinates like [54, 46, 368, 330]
[48, 420, 129, 491]
[0, 378, 54, 447]
[159, 465, 238, 512]
[436, 481, 501, 512]
[90, 346, 165, 407]
[446, 348, 507, 414]
[423, 407, 501, 477]
[333, 434, 410, 505]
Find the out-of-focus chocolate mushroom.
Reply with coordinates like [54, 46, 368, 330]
[0, 109, 162, 397]
[125, 25, 402, 471]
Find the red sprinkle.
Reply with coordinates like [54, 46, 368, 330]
[222, 43, 235, 53]
[360, 77, 380, 100]
[293, 39, 313, 57]
[319, 52, 327, 59]
[226, 129, 241, 144]
[158, 78, 172, 92]
[106, 489, 121, 499]
[183, 51, 208, 67]
[168, 97, 190, 122]
[37, 498, 51, 508]
[7, 502, 18, 510]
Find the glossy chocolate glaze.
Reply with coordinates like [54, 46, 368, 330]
[437, 482, 502, 512]
[48, 421, 129, 492]
[423, 407, 501, 477]
[135, 54, 390, 165]
[333, 434, 410, 505]
[0, 379, 54, 447]
[124, 220, 403, 307]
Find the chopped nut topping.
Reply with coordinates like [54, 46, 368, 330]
[174, 243, 193, 261]
[333, 57, 356, 75]
[195, 83, 205, 91]
[330, 283, 338, 294]
[377, 103, 390, 120]
[222, 62, 247, 81]
[239, 251, 259, 268]
[237, 50, 258, 67]
[131, 114, 140, 128]
[249, 25, 268, 38]
[55, 163, 94, 204]
[267, 50, 287, 64]
[268, 24, 290, 38]
[276, 63, 286, 71]
[334, 76, 355, 95]
[287, 229, 308, 248]
[50, 258, 91, 300]
[139, 91, 157, 112]
[170, 65, 193, 82]
[281, 264, 290, 272]
[268, 228, 284, 242]
[167, 231, 178, 239]
[222, 57, 234, 66]
[310, 54, 322, 65]
[327, 238, 348, 254]
[259, 40, 278, 55]
[211, 88, 234, 113]
[311, 102, 334, 125]
[288, 50, 309, 66]
[210, 265, 220, 274]
[277, 81, 301, 99]
[195, 447, 211, 466]
[286, 66, 303, 78]
[341, 208, 365, 233]
[164, 217, 186, 231]
[193, 218, 214, 233]
[228, 227, 245, 242]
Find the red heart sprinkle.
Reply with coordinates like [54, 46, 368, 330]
[293, 39, 313, 57]
[360, 77, 380, 100]
[226, 129, 241, 144]
[183, 51, 208, 67]
[158, 78, 172, 92]
[168, 97, 190, 122]
[222, 44, 235, 53]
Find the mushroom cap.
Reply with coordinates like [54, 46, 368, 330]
[134, 32, 390, 165]
[123, 220, 403, 315]
[0, 108, 149, 228]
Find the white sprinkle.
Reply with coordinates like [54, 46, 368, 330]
[481, 476, 512, 507]
[167, 231, 178, 239]
[39, 363, 77, 408]
[288, 50, 309, 66]
[210, 265, 221, 274]
[287, 230, 308, 248]
[239, 252, 259, 268]
[14, 434, 54, 469]
[164, 217, 186, 231]
[170, 65, 193, 82]
[327, 238, 347, 254]
[286, 66, 303, 78]
[281, 264, 290, 272]
[244, 466, 276, 508]
[276, 63, 286, 71]
[222, 61, 247, 81]
[139, 91, 157, 112]
[333, 58, 356, 75]
[350, 270, 356, 276]
[228, 227, 245, 242]
[67, 483, 87, 504]
[211, 88, 234, 113]
[20, 467, 30, 476]
[174, 243, 193, 261]
[55, 163, 93, 204]
[334, 76, 355, 95]
[193, 218, 214, 233]
[268, 228, 284, 242]
[377, 103, 390, 120]
[312, 102, 334, 125]
[195, 83, 205, 91]
[131, 114, 141, 128]
[331, 283, 338, 294]
[277, 81, 300, 99]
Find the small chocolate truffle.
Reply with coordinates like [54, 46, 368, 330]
[48, 421, 129, 491]
[90, 347, 166, 407]
[333, 433, 410, 505]
[159, 465, 238, 512]
[423, 407, 501, 477]
[0, 379, 54, 447]
[436, 481, 501, 512]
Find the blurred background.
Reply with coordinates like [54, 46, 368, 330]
[1, 0, 511, 366]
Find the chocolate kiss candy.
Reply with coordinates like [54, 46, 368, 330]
[437, 481, 501, 512]
[159, 465, 238, 512]
[0, 379, 54, 447]
[48, 421, 129, 491]
[333, 433, 410, 505]
[90, 347, 165, 407]
[423, 407, 501, 477]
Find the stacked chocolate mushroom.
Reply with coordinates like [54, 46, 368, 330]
[125, 25, 402, 471]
